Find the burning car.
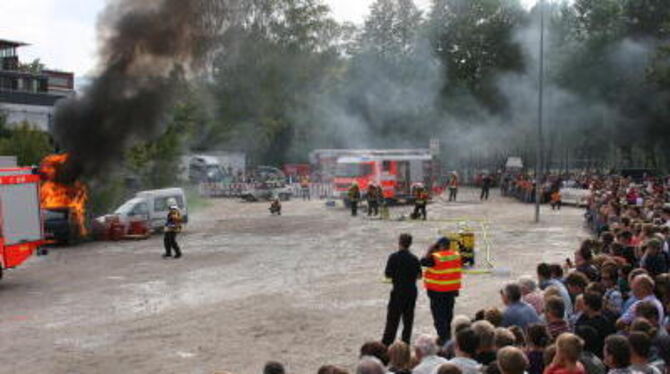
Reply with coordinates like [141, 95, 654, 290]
[43, 208, 82, 244]
[39, 154, 89, 244]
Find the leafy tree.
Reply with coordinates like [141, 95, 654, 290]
[209, 0, 343, 165]
[360, 0, 423, 59]
[18, 59, 46, 74]
[0, 117, 53, 166]
[320, 0, 438, 148]
[429, 0, 528, 114]
[125, 88, 204, 188]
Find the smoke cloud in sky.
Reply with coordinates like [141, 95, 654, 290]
[51, 0, 219, 183]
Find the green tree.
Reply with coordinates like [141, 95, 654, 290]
[18, 59, 46, 74]
[209, 0, 343, 165]
[319, 0, 438, 148]
[0, 117, 53, 166]
[429, 0, 528, 114]
[125, 88, 204, 188]
[360, 0, 423, 59]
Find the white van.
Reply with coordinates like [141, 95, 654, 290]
[108, 188, 188, 232]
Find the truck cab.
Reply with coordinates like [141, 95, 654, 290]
[334, 161, 375, 196]
[333, 149, 434, 204]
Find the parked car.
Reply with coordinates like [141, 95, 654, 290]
[560, 180, 591, 207]
[241, 183, 292, 202]
[189, 155, 229, 183]
[43, 208, 80, 244]
[95, 188, 188, 234]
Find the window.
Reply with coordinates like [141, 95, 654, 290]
[0, 76, 12, 89]
[131, 202, 149, 216]
[335, 163, 373, 178]
[382, 161, 391, 172]
[154, 196, 184, 212]
[37, 78, 47, 92]
[48, 76, 70, 88]
[21, 78, 33, 92]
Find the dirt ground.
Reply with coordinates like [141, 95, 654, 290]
[0, 188, 589, 374]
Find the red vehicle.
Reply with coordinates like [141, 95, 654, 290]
[283, 164, 311, 179]
[333, 149, 435, 204]
[0, 167, 46, 280]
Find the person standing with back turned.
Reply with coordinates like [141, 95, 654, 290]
[421, 237, 462, 345]
[382, 233, 422, 346]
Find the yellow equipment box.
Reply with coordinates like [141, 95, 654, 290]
[440, 231, 476, 267]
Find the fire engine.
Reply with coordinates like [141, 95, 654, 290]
[333, 149, 435, 204]
[0, 167, 46, 280]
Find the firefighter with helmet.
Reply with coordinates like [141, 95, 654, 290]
[348, 182, 361, 216]
[300, 175, 311, 201]
[411, 184, 428, 220]
[420, 236, 462, 345]
[163, 200, 183, 259]
[367, 182, 380, 216]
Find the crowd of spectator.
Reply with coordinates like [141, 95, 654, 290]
[220, 175, 670, 374]
[501, 173, 594, 204]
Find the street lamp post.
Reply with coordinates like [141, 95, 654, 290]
[535, 0, 545, 223]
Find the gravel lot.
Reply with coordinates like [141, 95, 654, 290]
[0, 188, 589, 374]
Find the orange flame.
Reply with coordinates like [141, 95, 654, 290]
[39, 154, 89, 237]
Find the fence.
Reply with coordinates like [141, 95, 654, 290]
[286, 183, 335, 199]
[198, 182, 335, 199]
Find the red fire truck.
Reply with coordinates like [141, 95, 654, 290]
[333, 149, 435, 204]
[0, 167, 46, 280]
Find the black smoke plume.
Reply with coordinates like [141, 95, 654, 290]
[52, 0, 220, 183]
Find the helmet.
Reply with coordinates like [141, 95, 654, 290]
[169, 205, 179, 211]
[436, 237, 450, 248]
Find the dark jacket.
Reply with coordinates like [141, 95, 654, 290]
[385, 249, 422, 293]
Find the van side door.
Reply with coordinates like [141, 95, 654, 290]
[128, 202, 150, 223]
[151, 197, 169, 229]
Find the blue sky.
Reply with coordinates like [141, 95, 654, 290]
[0, 0, 535, 78]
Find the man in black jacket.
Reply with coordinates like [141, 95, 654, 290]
[381, 233, 422, 346]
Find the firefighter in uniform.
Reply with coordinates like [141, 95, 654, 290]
[448, 172, 459, 202]
[348, 182, 361, 216]
[367, 183, 379, 216]
[269, 198, 282, 215]
[163, 204, 183, 259]
[411, 184, 428, 220]
[300, 175, 310, 201]
[421, 237, 462, 345]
